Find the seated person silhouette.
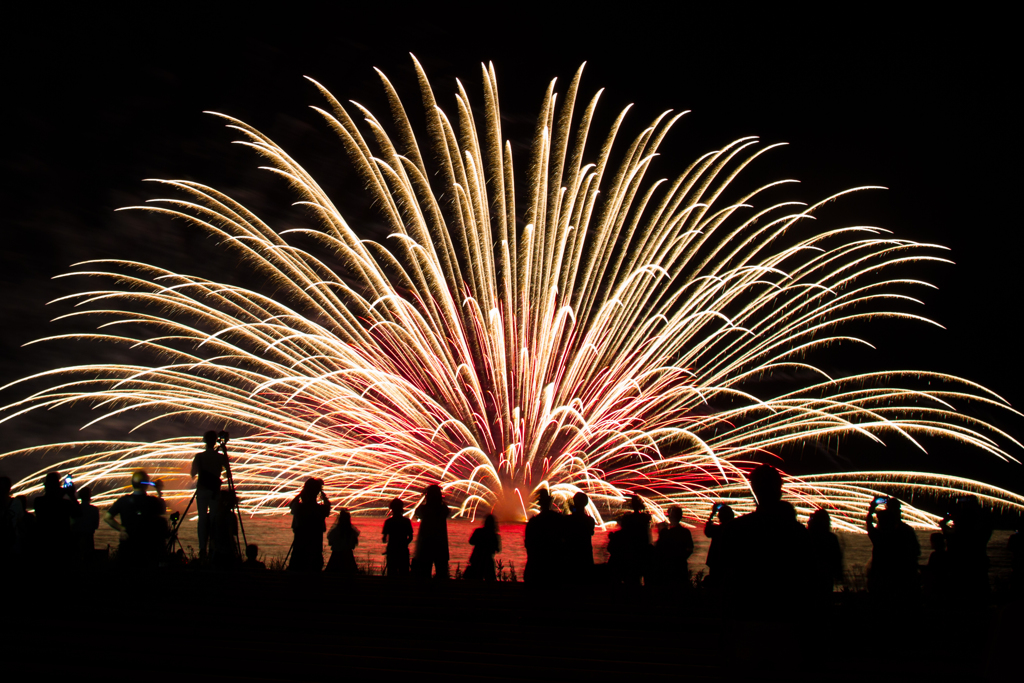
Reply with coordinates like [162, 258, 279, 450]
[242, 544, 266, 570]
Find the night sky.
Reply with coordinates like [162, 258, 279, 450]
[2, 7, 1020, 495]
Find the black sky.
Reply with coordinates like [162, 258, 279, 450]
[1, 6, 1021, 491]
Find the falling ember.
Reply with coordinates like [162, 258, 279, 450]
[3, 59, 1023, 528]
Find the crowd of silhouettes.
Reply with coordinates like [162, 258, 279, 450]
[3, 445, 1022, 606]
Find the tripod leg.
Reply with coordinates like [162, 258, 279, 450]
[167, 490, 198, 554]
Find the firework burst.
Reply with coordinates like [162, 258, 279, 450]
[3, 59, 1023, 528]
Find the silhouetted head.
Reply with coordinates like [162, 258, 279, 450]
[336, 508, 351, 527]
[483, 514, 498, 533]
[668, 506, 683, 525]
[425, 484, 444, 506]
[930, 532, 945, 551]
[808, 509, 831, 534]
[749, 464, 783, 507]
[1, 475, 12, 499]
[535, 488, 552, 511]
[131, 470, 150, 491]
[778, 501, 798, 522]
[203, 430, 218, 448]
[14, 495, 29, 513]
[44, 471, 61, 495]
[300, 477, 323, 502]
[629, 495, 645, 513]
[886, 497, 902, 522]
[718, 503, 735, 524]
[78, 486, 92, 504]
[389, 498, 405, 515]
[572, 492, 589, 513]
[246, 544, 259, 560]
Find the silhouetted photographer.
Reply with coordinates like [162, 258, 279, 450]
[464, 514, 500, 581]
[413, 484, 451, 579]
[940, 495, 992, 602]
[564, 491, 596, 584]
[288, 477, 330, 571]
[32, 471, 80, 569]
[191, 431, 230, 558]
[865, 496, 919, 602]
[381, 498, 413, 577]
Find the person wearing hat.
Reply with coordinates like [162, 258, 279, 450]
[103, 470, 167, 567]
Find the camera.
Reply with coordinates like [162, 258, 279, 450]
[713, 503, 723, 512]
[61, 475, 73, 489]
[872, 496, 888, 506]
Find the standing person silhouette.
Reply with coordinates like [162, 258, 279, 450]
[941, 495, 992, 602]
[611, 495, 652, 586]
[103, 470, 167, 568]
[414, 485, 451, 578]
[806, 509, 843, 598]
[71, 486, 100, 566]
[465, 514, 501, 580]
[381, 498, 413, 577]
[653, 506, 694, 588]
[703, 502, 736, 588]
[524, 488, 563, 584]
[32, 471, 79, 569]
[326, 507, 360, 575]
[288, 478, 330, 571]
[564, 492, 596, 583]
[865, 497, 919, 602]
[724, 465, 809, 600]
[191, 431, 229, 559]
[0, 476, 15, 568]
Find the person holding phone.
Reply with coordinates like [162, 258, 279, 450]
[31, 471, 79, 568]
[287, 477, 331, 571]
[865, 496, 920, 601]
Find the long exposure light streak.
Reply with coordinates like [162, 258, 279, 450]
[3, 60, 1023, 527]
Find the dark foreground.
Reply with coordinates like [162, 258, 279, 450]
[9, 570, 1021, 682]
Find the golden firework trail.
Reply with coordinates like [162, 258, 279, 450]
[3, 59, 1023, 528]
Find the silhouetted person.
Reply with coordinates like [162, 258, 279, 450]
[564, 492, 596, 583]
[465, 514, 501, 581]
[288, 478, 330, 571]
[242, 544, 266, 570]
[865, 497, 919, 601]
[0, 476, 14, 568]
[724, 465, 809, 599]
[32, 471, 79, 569]
[103, 470, 167, 568]
[703, 502, 736, 588]
[71, 486, 100, 565]
[13, 496, 37, 563]
[653, 506, 694, 588]
[191, 431, 229, 558]
[609, 495, 653, 586]
[924, 532, 950, 599]
[524, 488, 563, 584]
[941, 495, 992, 601]
[210, 491, 240, 567]
[382, 498, 413, 577]
[326, 507, 360, 575]
[414, 485, 451, 579]
[806, 509, 843, 598]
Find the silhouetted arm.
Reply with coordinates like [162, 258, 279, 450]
[865, 503, 877, 538]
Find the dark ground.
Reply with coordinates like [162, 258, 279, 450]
[9, 569, 1021, 681]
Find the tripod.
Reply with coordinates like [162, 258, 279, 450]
[218, 431, 248, 557]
